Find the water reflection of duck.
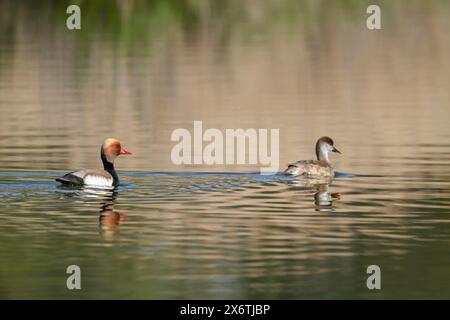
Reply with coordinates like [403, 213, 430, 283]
[314, 184, 341, 212]
[284, 136, 341, 178]
[286, 178, 341, 211]
[99, 190, 126, 238]
[56, 138, 131, 187]
[56, 185, 126, 238]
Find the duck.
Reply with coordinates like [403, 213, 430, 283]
[284, 136, 341, 178]
[56, 138, 131, 187]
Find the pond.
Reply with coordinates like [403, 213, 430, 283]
[0, 0, 450, 299]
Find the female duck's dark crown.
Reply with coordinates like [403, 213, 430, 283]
[318, 136, 334, 145]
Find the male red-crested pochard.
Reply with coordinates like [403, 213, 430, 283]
[284, 136, 341, 178]
[56, 138, 131, 187]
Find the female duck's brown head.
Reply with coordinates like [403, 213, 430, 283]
[315, 136, 341, 162]
[101, 138, 132, 164]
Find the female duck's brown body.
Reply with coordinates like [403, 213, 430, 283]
[56, 138, 131, 187]
[284, 136, 341, 178]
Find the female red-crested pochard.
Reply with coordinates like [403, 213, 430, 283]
[56, 138, 131, 187]
[284, 136, 341, 178]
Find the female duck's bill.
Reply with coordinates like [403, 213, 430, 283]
[56, 138, 131, 188]
[283, 136, 341, 178]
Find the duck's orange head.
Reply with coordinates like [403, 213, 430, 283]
[101, 138, 131, 163]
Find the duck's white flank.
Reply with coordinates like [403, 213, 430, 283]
[83, 174, 114, 187]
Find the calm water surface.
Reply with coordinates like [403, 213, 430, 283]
[1, 166, 450, 299]
[1, 1, 450, 299]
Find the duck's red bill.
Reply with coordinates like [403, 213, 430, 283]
[120, 149, 132, 155]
